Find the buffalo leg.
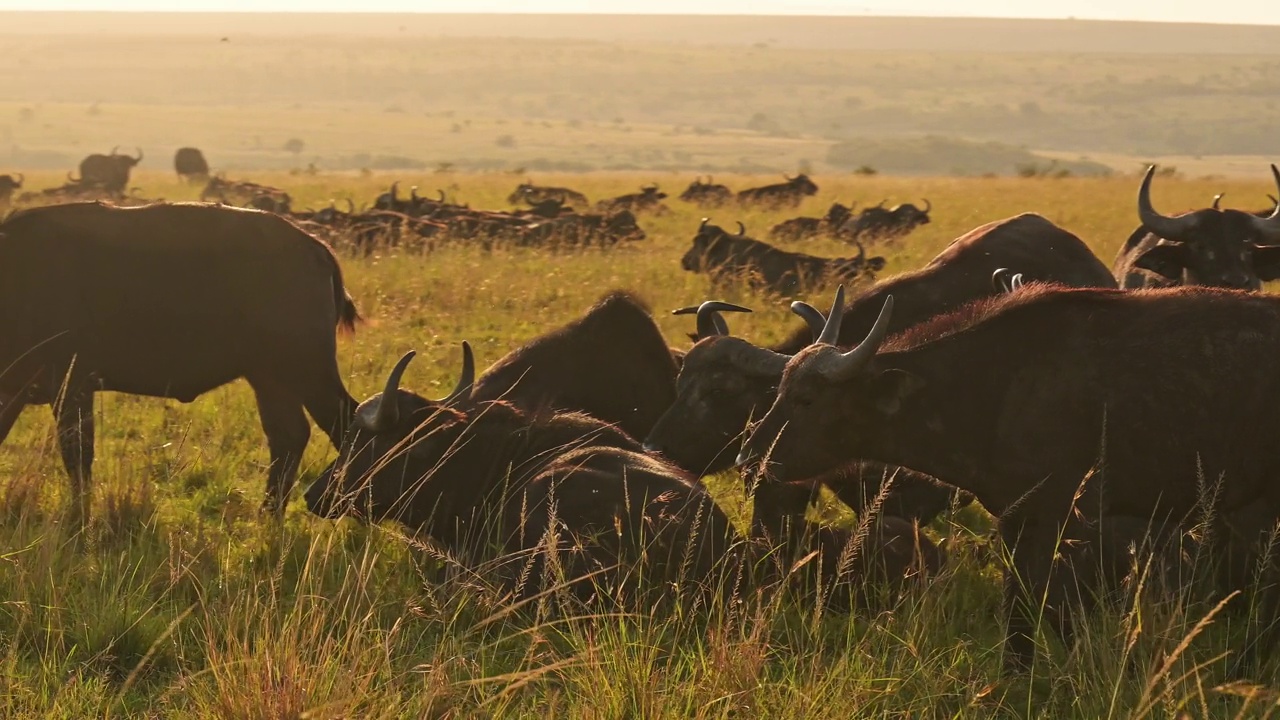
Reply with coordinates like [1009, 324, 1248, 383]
[301, 379, 356, 451]
[251, 381, 310, 515]
[51, 389, 94, 520]
[1000, 520, 1076, 673]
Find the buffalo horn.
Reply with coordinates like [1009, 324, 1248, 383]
[134, 147, 144, 162]
[410, 186, 420, 201]
[389, 181, 399, 201]
[789, 301, 826, 342]
[816, 284, 846, 345]
[816, 295, 896, 382]
[345, 198, 356, 214]
[673, 301, 752, 338]
[110, 145, 120, 156]
[992, 267, 1015, 293]
[699, 217, 711, 231]
[1137, 165, 1195, 241]
[441, 341, 474, 406]
[921, 198, 931, 213]
[357, 350, 416, 432]
[437, 189, 446, 203]
[736, 221, 746, 236]
[1213, 192, 1225, 210]
[1247, 164, 1280, 242]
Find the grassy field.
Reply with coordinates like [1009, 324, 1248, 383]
[2, 169, 1280, 717]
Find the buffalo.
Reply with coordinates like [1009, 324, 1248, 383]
[508, 181, 589, 209]
[678, 176, 733, 208]
[681, 220, 882, 296]
[1114, 165, 1280, 289]
[71, 147, 143, 196]
[305, 345, 732, 603]
[471, 291, 678, 441]
[173, 147, 210, 182]
[0, 172, 22, 206]
[518, 209, 645, 248]
[0, 202, 359, 516]
[595, 184, 668, 215]
[768, 202, 856, 243]
[740, 284, 1280, 675]
[842, 200, 932, 243]
[736, 174, 819, 209]
[201, 176, 292, 214]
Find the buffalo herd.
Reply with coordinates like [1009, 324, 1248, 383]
[5, 162, 1280, 678]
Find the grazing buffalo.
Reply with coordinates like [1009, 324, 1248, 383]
[595, 184, 668, 214]
[518, 209, 645, 248]
[173, 147, 210, 182]
[740, 284, 1280, 674]
[678, 176, 733, 208]
[736, 174, 819, 209]
[769, 202, 856, 243]
[508, 181, 589, 209]
[305, 346, 732, 603]
[71, 147, 143, 195]
[1114, 165, 1280, 289]
[681, 220, 881, 296]
[471, 291, 678, 440]
[0, 172, 22, 206]
[0, 202, 359, 516]
[842, 200, 931, 243]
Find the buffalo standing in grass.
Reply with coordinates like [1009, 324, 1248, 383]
[736, 174, 818, 209]
[173, 147, 210, 182]
[0, 202, 359, 516]
[740, 284, 1280, 675]
[1114, 165, 1280, 289]
[0, 172, 22, 206]
[678, 176, 733, 208]
[842, 200, 932, 243]
[71, 147, 143, 196]
[681, 220, 881, 296]
[595, 184, 668, 215]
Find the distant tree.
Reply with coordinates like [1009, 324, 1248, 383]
[283, 138, 305, 155]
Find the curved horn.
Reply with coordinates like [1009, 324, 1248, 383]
[789, 301, 826, 342]
[992, 268, 1015, 293]
[921, 198, 931, 213]
[699, 217, 711, 232]
[134, 147, 143, 162]
[437, 189, 446, 203]
[736, 221, 746, 236]
[1247, 164, 1280, 241]
[357, 350, 416, 432]
[110, 145, 119, 156]
[66, 170, 79, 183]
[1138, 165, 1195, 241]
[410, 186, 420, 201]
[345, 198, 355, 214]
[1213, 192, 1225, 210]
[817, 295, 896, 381]
[672, 301, 752, 338]
[816, 284, 846, 346]
[440, 341, 475, 406]
[1011, 273, 1025, 290]
[783, 173, 795, 181]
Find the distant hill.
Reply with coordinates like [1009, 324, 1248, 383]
[1, 12, 1280, 55]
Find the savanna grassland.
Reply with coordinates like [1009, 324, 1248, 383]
[4, 167, 1280, 718]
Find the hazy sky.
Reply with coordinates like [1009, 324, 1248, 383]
[0, 0, 1275, 25]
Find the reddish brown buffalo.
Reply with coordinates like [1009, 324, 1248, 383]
[0, 202, 359, 515]
[741, 284, 1280, 674]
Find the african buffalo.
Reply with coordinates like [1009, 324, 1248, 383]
[518, 209, 645, 248]
[0, 202, 359, 516]
[173, 147, 210, 182]
[71, 146, 143, 195]
[681, 220, 881, 296]
[736, 174, 819, 209]
[0, 172, 22, 206]
[740, 284, 1280, 675]
[768, 202, 856, 243]
[201, 176, 292, 214]
[1114, 165, 1280, 289]
[595, 184, 668, 215]
[305, 346, 732, 603]
[508, 181, 589, 209]
[471, 291, 678, 440]
[678, 176, 733, 208]
[842, 200, 931, 243]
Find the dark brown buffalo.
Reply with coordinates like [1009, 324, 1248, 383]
[173, 147, 210, 182]
[736, 174, 818, 209]
[507, 181, 589, 209]
[0, 172, 22, 206]
[681, 220, 881, 296]
[518, 209, 645, 248]
[71, 147, 143, 195]
[304, 346, 732, 603]
[678, 176, 733, 208]
[1114, 165, 1280, 289]
[200, 176, 292, 214]
[768, 202, 856, 243]
[595, 184, 668, 214]
[0, 202, 359, 515]
[740, 284, 1280, 675]
[843, 200, 932, 243]
[472, 291, 678, 441]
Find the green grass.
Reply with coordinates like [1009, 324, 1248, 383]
[2, 169, 1280, 717]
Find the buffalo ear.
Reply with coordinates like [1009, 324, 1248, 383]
[872, 369, 924, 415]
[1133, 243, 1188, 280]
[1253, 245, 1280, 282]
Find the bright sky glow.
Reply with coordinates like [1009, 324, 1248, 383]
[0, 0, 1276, 26]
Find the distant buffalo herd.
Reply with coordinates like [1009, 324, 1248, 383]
[5, 152, 1280, 678]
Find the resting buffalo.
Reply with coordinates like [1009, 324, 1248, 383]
[305, 346, 732, 603]
[0, 172, 22, 206]
[740, 284, 1280, 675]
[518, 209, 645, 248]
[71, 147, 143, 195]
[201, 176, 292, 214]
[736, 174, 818, 209]
[508, 182, 589, 209]
[678, 176, 733, 208]
[681, 220, 881, 296]
[173, 147, 210, 182]
[471, 291, 678, 440]
[595, 184, 668, 214]
[1114, 165, 1280, 289]
[768, 202, 856, 243]
[0, 202, 359, 516]
[843, 200, 931, 243]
